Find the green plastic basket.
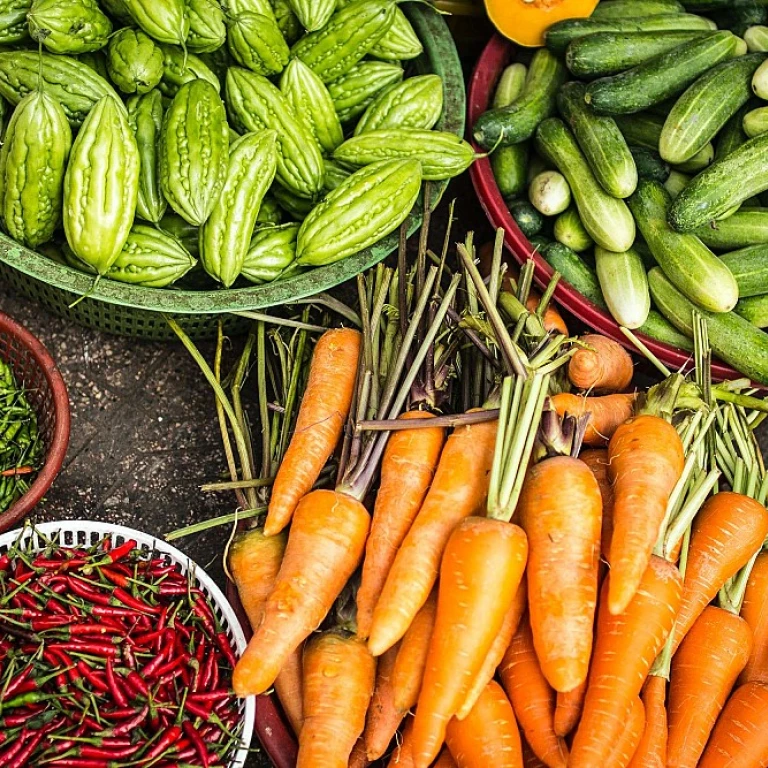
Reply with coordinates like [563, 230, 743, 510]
[0, 6, 465, 341]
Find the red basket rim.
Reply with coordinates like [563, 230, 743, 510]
[0, 311, 71, 531]
[467, 34, 750, 385]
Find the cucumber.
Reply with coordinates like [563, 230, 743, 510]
[565, 31, 712, 79]
[692, 207, 768, 248]
[719, 244, 768, 296]
[649, 266, 768, 383]
[528, 170, 571, 216]
[743, 106, 768, 137]
[529, 235, 551, 251]
[638, 309, 695, 349]
[659, 53, 766, 165]
[493, 63, 527, 109]
[713, 4, 767, 36]
[614, 112, 666, 150]
[541, 242, 607, 308]
[509, 200, 543, 238]
[535, 118, 636, 252]
[673, 142, 714, 173]
[735, 294, 768, 326]
[668, 132, 768, 231]
[492, 142, 528, 199]
[474, 49, 566, 150]
[745, 25, 768, 51]
[715, 101, 753, 158]
[526, 153, 549, 184]
[664, 169, 690, 198]
[585, 32, 738, 115]
[554, 207, 593, 252]
[545, 14, 717, 56]
[633, 239, 658, 269]
[595, 245, 651, 328]
[592, 0, 685, 20]
[557, 81, 637, 198]
[630, 146, 670, 183]
[628, 179, 739, 312]
[752, 56, 768, 98]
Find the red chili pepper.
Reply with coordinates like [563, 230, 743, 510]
[67, 577, 112, 606]
[78, 743, 140, 759]
[32, 556, 87, 570]
[76, 661, 109, 694]
[132, 629, 164, 648]
[0, 729, 28, 764]
[41, 760, 111, 767]
[121, 642, 136, 670]
[125, 670, 150, 697]
[184, 699, 213, 720]
[140, 647, 169, 680]
[111, 587, 160, 615]
[48, 642, 118, 658]
[152, 655, 182, 679]
[0, 554, 10, 571]
[14, 591, 40, 610]
[89, 605, 135, 620]
[100, 539, 138, 565]
[2, 665, 33, 698]
[143, 724, 182, 761]
[100, 706, 137, 720]
[80, 715, 105, 733]
[188, 690, 233, 702]
[104, 659, 128, 708]
[156, 584, 189, 596]
[29, 615, 74, 630]
[216, 631, 237, 669]
[98, 567, 130, 589]
[6, 729, 44, 768]
[190, 595, 217, 635]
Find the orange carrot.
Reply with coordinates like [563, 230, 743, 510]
[233, 489, 370, 697]
[554, 681, 586, 738]
[740, 553, 768, 685]
[607, 415, 685, 615]
[364, 644, 403, 761]
[368, 417, 499, 657]
[580, 448, 615, 560]
[699, 682, 768, 768]
[297, 630, 376, 768]
[434, 749, 458, 768]
[499, 617, 568, 768]
[550, 393, 636, 447]
[568, 335, 634, 394]
[357, 411, 445, 639]
[456, 574, 528, 720]
[349, 739, 370, 768]
[607, 697, 645, 768]
[388, 718, 415, 768]
[569, 555, 683, 768]
[392, 591, 438, 716]
[519, 455, 602, 692]
[274, 643, 304, 737]
[670, 492, 768, 652]
[523, 739, 549, 768]
[667, 606, 753, 768]
[627, 675, 668, 768]
[265, 328, 361, 536]
[228, 527, 287, 630]
[411, 517, 528, 768]
[445, 680, 523, 768]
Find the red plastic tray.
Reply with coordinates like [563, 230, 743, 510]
[467, 34, 744, 382]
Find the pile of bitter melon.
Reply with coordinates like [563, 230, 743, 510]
[0, 0, 474, 289]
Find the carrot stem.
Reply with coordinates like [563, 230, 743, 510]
[286, 292, 361, 327]
[536, 270, 561, 319]
[165, 506, 268, 540]
[201, 477, 276, 491]
[619, 326, 672, 379]
[233, 310, 327, 333]
[663, 469, 721, 560]
[356, 410, 501, 431]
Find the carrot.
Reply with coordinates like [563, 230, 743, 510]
[228, 527, 287, 630]
[265, 327, 361, 536]
[740, 553, 768, 685]
[357, 411, 445, 639]
[368, 417, 499, 657]
[550, 393, 636, 447]
[670, 492, 768, 652]
[554, 681, 586, 738]
[411, 517, 528, 768]
[627, 675, 668, 768]
[274, 643, 304, 737]
[499, 617, 568, 768]
[607, 415, 685, 615]
[434, 750, 458, 768]
[568, 335, 634, 394]
[607, 697, 645, 768]
[364, 644, 403, 761]
[233, 489, 370, 696]
[699, 681, 768, 768]
[392, 590, 438, 716]
[580, 448, 614, 560]
[445, 680, 523, 768]
[569, 555, 683, 768]
[297, 630, 376, 768]
[666, 605, 753, 768]
[523, 740, 549, 768]
[388, 718, 415, 768]
[519, 455, 602, 692]
[349, 739, 370, 768]
[455, 574, 528, 720]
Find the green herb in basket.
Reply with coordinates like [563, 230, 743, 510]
[0, 360, 43, 513]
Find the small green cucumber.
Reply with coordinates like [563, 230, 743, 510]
[541, 241, 607, 308]
[509, 200, 543, 238]
[585, 32, 738, 115]
[719, 244, 768, 297]
[716, 101, 753, 159]
[660, 53, 766, 164]
[534, 117, 636, 252]
[554, 207, 593, 253]
[638, 309, 694, 349]
[557, 80, 637, 198]
[649, 266, 768, 383]
[492, 142, 529, 200]
[630, 146, 671, 183]
[743, 106, 768, 137]
[673, 142, 715, 173]
[591, 0, 684, 20]
[735, 294, 768, 326]
[745, 25, 768, 51]
[595, 245, 651, 328]
[528, 170, 571, 217]
[692, 207, 768, 248]
[492, 63, 527, 108]
[473, 49, 567, 150]
[628, 179, 739, 312]
[664, 169, 691, 198]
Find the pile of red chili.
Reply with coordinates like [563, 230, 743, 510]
[0, 529, 244, 767]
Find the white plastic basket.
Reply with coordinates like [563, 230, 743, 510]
[0, 519, 256, 768]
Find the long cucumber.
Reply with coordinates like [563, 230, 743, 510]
[628, 179, 738, 312]
[540, 242, 607, 308]
[592, 0, 685, 19]
[668, 132, 768, 231]
[639, 309, 694, 349]
[649, 267, 768, 384]
[719, 245, 768, 297]
[692, 207, 768, 248]
[557, 81, 637, 199]
[595, 246, 651, 328]
[735, 295, 768, 327]
[659, 53, 766, 164]
[535, 118, 635, 252]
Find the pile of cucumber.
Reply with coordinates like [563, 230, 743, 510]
[473, 0, 768, 384]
